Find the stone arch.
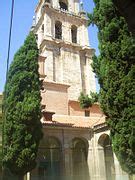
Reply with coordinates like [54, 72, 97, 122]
[40, 136, 61, 148]
[71, 137, 90, 180]
[98, 133, 111, 147]
[55, 21, 62, 39]
[71, 137, 89, 149]
[37, 136, 62, 180]
[59, 0, 68, 10]
[44, 0, 52, 6]
[98, 134, 115, 180]
[71, 25, 77, 43]
[41, 0, 52, 14]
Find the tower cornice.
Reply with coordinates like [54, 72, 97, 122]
[35, 4, 88, 28]
[39, 38, 95, 55]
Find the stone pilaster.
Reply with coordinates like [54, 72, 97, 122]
[62, 139, 73, 180]
[85, 52, 96, 94]
[96, 146, 106, 180]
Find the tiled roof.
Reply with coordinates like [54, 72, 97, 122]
[41, 115, 106, 129]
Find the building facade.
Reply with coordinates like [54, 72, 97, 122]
[31, 0, 129, 180]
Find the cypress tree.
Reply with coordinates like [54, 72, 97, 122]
[88, 0, 135, 175]
[3, 32, 43, 178]
[0, 95, 2, 175]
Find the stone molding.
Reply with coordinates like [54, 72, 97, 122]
[40, 38, 95, 54]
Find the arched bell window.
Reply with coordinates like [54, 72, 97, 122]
[59, 0, 68, 10]
[41, 24, 44, 33]
[71, 25, 77, 43]
[55, 21, 62, 39]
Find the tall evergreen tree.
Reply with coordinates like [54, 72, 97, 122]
[88, 0, 135, 175]
[0, 94, 3, 175]
[3, 32, 43, 178]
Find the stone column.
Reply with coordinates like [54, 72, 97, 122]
[96, 146, 107, 180]
[113, 153, 129, 180]
[87, 146, 94, 180]
[85, 53, 96, 94]
[87, 138, 106, 180]
[52, 0, 58, 9]
[44, 12, 52, 38]
[44, 48, 54, 81]
[25, 172, 30, 180]
[74, 0, 79, 14]
[63, 143, 72, 180]
[37, 29, 44, 48]
[38, 56, 46, 79]
[69, 0, 74, 12]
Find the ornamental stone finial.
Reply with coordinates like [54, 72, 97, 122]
[79, 0, 86, 17]
[32, 16, 36, 26]
[80, 0, 84, 11]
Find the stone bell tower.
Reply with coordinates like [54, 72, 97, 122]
[30, 2, 129, 180]
[34, 0, 96, 114]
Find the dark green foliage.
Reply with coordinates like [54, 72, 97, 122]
[90, 92, 99, 104]
[89, 0, 135, 174]
[0, 126, 2, 174]
[112, 0, 135, 35]
[3, 32, 43, 176]
[78, 92, 92, 109]
[0, 95, 3, 174]
[78, 92, 99, 109]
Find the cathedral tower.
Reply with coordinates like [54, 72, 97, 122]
[30, 1, 128, 180]
[34, 0, 96, 108]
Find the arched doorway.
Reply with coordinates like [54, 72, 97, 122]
[98, 134, 115, 180]
[71, 138, 89, 180]
[37, 137, 62, 180]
